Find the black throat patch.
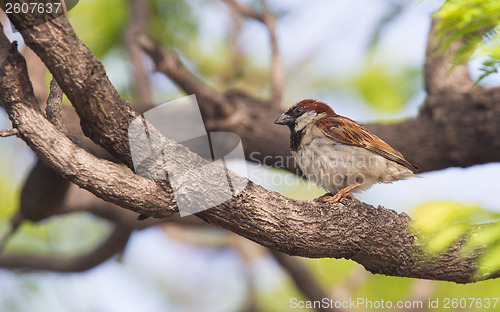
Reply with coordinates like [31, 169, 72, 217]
[290, 128, 304, 152]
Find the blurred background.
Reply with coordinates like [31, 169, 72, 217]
[1, 0, 500, 311]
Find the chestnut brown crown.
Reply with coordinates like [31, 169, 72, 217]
[294, 99, 335, 115]
[274, 99, 335, 126]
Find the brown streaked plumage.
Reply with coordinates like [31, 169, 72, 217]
[274, 99, 419, 203]
[316, 117, 419, 173]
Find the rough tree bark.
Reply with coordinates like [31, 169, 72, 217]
[1, 1, 500, 284]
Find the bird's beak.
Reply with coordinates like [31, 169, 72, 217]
[274, 113, 292, 125]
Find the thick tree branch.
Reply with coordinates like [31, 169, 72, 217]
[0, 184, 207, 272]
[1, 2, 137, 167]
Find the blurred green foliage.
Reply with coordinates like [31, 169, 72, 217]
[148, 0, 198, 49]
[0, 166, 111, 256]
[352, 57, 421, 112]
[68, 0, 127, 58]
[434, 0, 500, 83]
[411, 201, 499, 253]
[0, 158, 18, 221]
[465, 222, 500, 279]
[411, 201, 500, 280]
[3, 212, 112, 256]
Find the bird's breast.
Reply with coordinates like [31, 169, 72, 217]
[291, 131, 411, 193]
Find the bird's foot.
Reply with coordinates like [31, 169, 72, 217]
[315, 192, 343, 203]
[314, 193, 335, 202]
[315, 183, 361, 204]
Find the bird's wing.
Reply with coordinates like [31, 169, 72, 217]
[317, 117, 419, 173]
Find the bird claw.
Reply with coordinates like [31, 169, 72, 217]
[315, 191, 354, 204]
[315, 193, 341, 203]
[314, 193, 333, 202]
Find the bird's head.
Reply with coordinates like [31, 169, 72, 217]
[274, 99, 335, 132]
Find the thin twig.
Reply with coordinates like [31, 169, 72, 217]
[227, 8, 245, 84]
[138, 35, 234, 118]
[223, 0, 284, 105]
[125, 0, 154, 112]
[223, 0, 264, 22]
[0, 128, 18, 137]
[266, 9, 284, 104]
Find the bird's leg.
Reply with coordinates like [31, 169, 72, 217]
[319, 182, 362, 203]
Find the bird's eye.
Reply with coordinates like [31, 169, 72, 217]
[295, 107, 304, 114]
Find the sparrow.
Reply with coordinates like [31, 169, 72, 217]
[274, 99, 419, 203]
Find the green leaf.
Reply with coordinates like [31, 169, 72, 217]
[410, 200, 500, 280]
[68, 0, 128, 58]
[352, 61, 420, 112]
[433, 0, 500, 82]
